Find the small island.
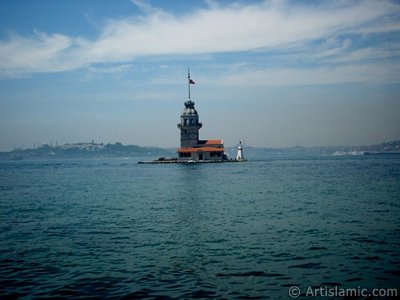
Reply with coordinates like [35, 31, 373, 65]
[140, 70, 246, 164]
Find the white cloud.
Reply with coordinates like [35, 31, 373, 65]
[87, 64, 133, 74]
[84, 0, 399, 57]
[0, 0, 399, 78]
[217, 62, 400, 86]
[334, 45, 400, 63]
[315, 38, 353, 59]
[0, 31, 76, 77]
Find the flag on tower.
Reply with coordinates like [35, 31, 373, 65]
[189, 79, 195, 84]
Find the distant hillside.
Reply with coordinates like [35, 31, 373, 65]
[0, 142, 174, 160]
[225, 140, 400, 158]
[1, 140, 399, 161]
[359, 140, 400, 153]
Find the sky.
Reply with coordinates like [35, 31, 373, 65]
[0, 0, 399, 150]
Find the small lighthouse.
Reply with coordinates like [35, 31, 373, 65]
[236, 141, 244, 161]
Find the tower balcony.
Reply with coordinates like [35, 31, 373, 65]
[177, 123, 202, 129]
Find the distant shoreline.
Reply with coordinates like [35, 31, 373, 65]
[0, 140, 399, 161]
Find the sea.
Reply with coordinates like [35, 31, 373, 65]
[0, 153, 399, 299]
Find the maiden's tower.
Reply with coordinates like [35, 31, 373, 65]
[139, 70, 245, 164]
[177, 71, 226, 162]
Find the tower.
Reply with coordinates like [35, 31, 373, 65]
[177, 99, 202, 147]
[177, 69, 202, 148]
[176, 70, 225, 161]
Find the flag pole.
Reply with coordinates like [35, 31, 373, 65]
[188, 68, 191, 100]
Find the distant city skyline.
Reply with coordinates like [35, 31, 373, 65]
[1, 0, 399, 151]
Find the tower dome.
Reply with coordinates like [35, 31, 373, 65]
[182, 100, 197, 114]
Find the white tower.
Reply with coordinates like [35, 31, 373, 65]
[236, 141, 244, 160]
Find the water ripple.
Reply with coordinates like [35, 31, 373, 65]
[1, 156, 399, 298]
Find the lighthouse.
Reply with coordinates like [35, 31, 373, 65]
[177, 70, 225, 161]
[236, 141, 244, 161]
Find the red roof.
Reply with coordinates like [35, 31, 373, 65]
[177, 147, 225, 153]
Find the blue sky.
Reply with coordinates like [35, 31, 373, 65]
[0, 0, 399, 150]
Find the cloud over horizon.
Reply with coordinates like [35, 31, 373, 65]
[1, 0, 399, 84]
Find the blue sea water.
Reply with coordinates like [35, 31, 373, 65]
[0, 154, 399, 299]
